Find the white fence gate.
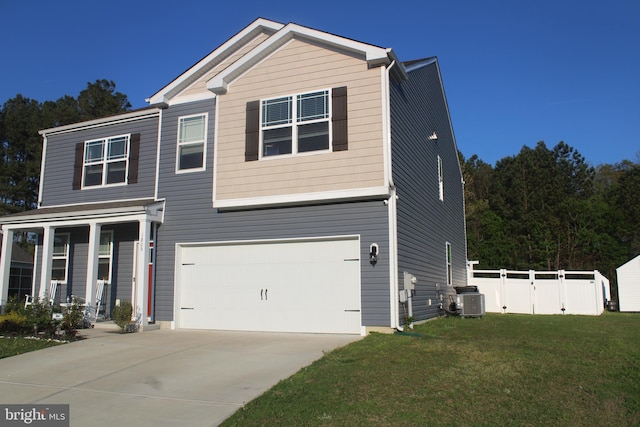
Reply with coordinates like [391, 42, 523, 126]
[470, 269, 610, 316]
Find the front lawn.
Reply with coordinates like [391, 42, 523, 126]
[222, 312, 640, 426]
[0, 336, 64, 359]
[0, 296, 85, 359]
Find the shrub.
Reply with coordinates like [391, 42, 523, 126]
[112, 301, 133, 333]
[0, 296, 84, 340]
[3, 295, 25, 315]
[24, 299, 56, 336]
[60, 300, 86, 340]
[0, 311, 30, 335]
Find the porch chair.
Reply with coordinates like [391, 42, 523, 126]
[25, 280, 59, 308]
[83, 280, 106, 327]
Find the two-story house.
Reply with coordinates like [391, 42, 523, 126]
[0, 18, 467, 334]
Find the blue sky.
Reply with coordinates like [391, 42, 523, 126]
[1, 0, 638, 166]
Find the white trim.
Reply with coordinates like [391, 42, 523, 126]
[38, 136, 47, 207]
[31, 236, 40, 298]
[39, 109, 160, 136]
[147, 18, 285, 105]
[175, 112, 208, 173]
[207, 23, 391, 95]
[177, 233, 360, 248]
[154, 109, 163, 201]
[381, 65, 391, 194]
[24, 197, 157, 211]
[213, 186, 390, 210]
[39, 227, 55, 299]
[167, 91, 216, 107]
[388, 188, 399, 329]
[86, 223, 101, 304]
[0, 201, 165, 227]
[212, 97, 220, 205]
[383, 60, 399, 329]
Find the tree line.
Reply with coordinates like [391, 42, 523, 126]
[1, 82, 638, 291]
[461, 141, 639, 292]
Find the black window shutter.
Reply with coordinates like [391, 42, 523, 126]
[332, 86, 348, 152]
[128, 133, 141, 184]
[72, 142, 84, 190]
[245, 100, 260, 161]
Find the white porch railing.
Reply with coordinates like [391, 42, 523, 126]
[470, 269, 610, 316]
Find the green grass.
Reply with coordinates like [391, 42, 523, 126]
[0, 336, 65, 359]
[222, 312, 640, 426]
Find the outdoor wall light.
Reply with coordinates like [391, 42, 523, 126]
[428, 131, 438, 141]
[369, 243, 379, 265]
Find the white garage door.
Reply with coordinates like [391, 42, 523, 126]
[178, 237, 361, 334]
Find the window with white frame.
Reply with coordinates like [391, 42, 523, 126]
[446, 242, 452, 286]
[177, 113, 207, 171]
[51, 233, 70, 282]
[98, 231, 113, 283]
[261, 90, 330, 157]
[437, 155, 444, 201]
[83, 135, 130, 187]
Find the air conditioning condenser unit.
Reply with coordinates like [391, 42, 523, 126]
[456, 293, 485, 317]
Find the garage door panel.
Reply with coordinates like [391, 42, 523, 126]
[178, 238, 361, 333]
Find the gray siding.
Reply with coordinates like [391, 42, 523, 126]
[40, 116, 158, 206]
[155, 100, 392, 327]
[391, 60, 468, 322]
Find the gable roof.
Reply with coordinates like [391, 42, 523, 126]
[147, 18, 284, 106]
[148, 18, 406, 105]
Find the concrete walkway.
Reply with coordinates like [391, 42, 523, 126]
[0, 326, 360, 426]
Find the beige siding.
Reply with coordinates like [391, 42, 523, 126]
[216, 37, 385, 201]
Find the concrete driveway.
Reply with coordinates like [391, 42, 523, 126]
[0, 326, 360, 426]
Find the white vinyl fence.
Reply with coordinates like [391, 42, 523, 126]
[470, 269, 610, 316]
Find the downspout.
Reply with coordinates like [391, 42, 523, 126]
[383, 60, 401, 331]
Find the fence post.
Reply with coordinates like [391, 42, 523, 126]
[559, 269, 566, 314]
[529, 270, 536, 314]
[500, 269, 507, 313]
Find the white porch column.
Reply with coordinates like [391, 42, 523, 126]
[135, 219, 151, 329]
[40, 226, 55, 300]
[0, 228, 15, 306]
[85, 222, 102, 305]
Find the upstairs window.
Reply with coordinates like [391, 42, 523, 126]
[437, 155, 444, 201]
[245, 87, 347, 162]
[177, 113, 207, 172]
[83, 135, 130, 187]
[446, 242, 452, 286]
[261, 90, 330, 157]
[73, 134, 140, 191]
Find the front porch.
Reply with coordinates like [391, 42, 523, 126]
[0, 199, 164, 330]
